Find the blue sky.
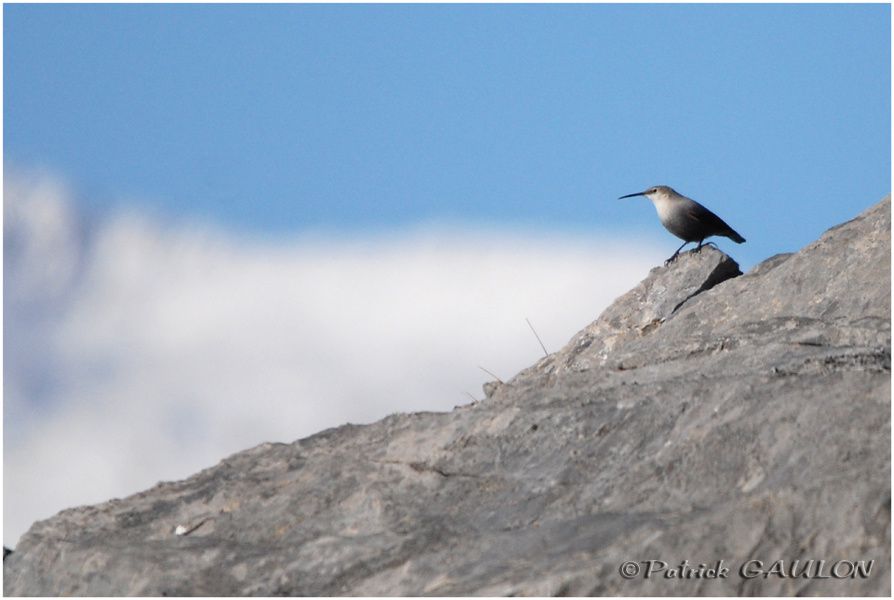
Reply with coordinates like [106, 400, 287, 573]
[3, 3, 891, 547]
[5, 3, 890, 268]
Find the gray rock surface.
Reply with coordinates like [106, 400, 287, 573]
[5, 198, 890, 596]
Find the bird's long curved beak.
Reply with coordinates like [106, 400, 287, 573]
[618, 191, 645, 199]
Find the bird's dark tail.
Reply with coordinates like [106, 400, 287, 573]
[726, 229, 746, 244]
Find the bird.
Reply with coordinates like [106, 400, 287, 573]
[619, 185, 745, 264]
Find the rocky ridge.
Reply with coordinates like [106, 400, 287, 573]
[4, 198, 890, 596]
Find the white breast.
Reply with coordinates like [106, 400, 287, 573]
[650, 197, 676, 227]
[648, 195, 691, 240]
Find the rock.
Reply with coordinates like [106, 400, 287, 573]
[5, 198, 890, 596]
[545, 245, 743, 374]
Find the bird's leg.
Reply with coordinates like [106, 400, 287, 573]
[664, 240, 690, 265]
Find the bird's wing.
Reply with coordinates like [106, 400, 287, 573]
[686, 202, 737, 238]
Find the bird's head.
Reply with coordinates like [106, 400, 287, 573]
[619, 185, 677, 201]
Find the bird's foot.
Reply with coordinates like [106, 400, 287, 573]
[664, 253, 680, 266]
[694, 241, 718, 253]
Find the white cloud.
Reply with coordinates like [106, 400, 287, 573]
[3, 170, 665, 546]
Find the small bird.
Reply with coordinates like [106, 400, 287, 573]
[619, 185, 745, 264]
